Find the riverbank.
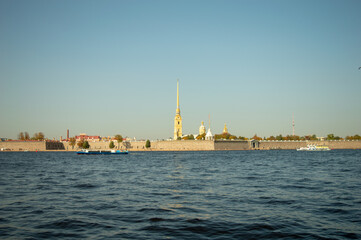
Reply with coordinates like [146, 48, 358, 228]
[1, 140, 361, 152]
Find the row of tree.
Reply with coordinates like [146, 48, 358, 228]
[18, 132, 45, 141]
[179, 132, 360, 141]
[66, 134, 124, 149]
[66, 134, 152, 149]
[255, 133, 358, 141]
[345, 134, 361, 140]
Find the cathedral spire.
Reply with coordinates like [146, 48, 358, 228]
[177, 79, 179, 108]
[174, 79, 182, 140]
[176, 79, 180, 114]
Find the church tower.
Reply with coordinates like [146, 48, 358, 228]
[223, 123, 228, 134]
[174, 80, 182, 140]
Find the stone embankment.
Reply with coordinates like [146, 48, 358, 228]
[62, 140, 215, 151]
[0, 141, 64, 151]
[1, 140, 361, 151]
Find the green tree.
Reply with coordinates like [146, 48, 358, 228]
[18, 132, 25, 140]
[252, 134, 262, 141]
[327, 134, 335, 140]
[183, 134, 194, 140]
[33, 132, 45, 140]
[346, 134, 361, 140]
[145, 139, 151, 148]
[77, 139, 84, 148]
[109, 141, 115, 149]
[276, 134, 283, 141]
[69, 138, 76, 149]
[214, 134, 222, 140]
[114, 134, 123, 148]
[24, 132, 30, 140]
[196, 133, 206, 140]
[82, 141, 90, 149]
[286, 135, 300, 141]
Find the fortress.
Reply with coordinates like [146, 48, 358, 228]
[2, 139, 361, 152]
[1, 80, 360, 152]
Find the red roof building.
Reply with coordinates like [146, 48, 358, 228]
[75, 134, 101, 142]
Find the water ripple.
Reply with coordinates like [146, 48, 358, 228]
[0, 150, 360, 239]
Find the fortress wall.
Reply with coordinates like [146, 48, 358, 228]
[214, 140, 250, 150]
[259, 141, 307, 150]
[46, 142, 65, 150]
[324, 140, 361, 149]
[3, 140, 360, 152]
[0, 141, 65, 151]
[151, 140, 215, 151]
[62, 141, 148, 151]
[0, 141, 46, 151]
[63, 140, 214, 151]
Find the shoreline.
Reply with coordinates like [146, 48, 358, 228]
[1, 140, 361, 152]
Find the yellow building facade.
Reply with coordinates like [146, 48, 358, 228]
[174, 80, 182, 140]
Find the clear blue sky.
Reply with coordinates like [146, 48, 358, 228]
[1, 0, 360, 140]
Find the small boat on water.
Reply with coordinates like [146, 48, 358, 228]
[77, 149, 128, 155]
[297, 144, 331, 151]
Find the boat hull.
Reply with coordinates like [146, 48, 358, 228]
[297, 145, 331, 151]
[77, 150, 128, 155]
[297, 149, 330, 151]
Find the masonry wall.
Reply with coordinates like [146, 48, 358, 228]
[63, 140, 214, 151]
[2, 140, 360, 152]
[151, 140, 215, 151]
[0, 141, 65, 151]
[259, 141, 307, 150]
[319, 141, 361, 149]
[46, 141, 65, 150]
[214, 140, 250, 150]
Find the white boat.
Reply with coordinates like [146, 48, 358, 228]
[297, 144, 331, 151]
[77, 149, 128, 155]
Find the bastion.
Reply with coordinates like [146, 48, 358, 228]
[1, 140, 361, 152]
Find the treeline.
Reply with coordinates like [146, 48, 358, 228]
[181, 132, 361, 141]
[345, 134, 361, 140]
[67, 134, 124, 149]
[18, 132, 45, 141]
[264, 134, 360, 141]
[264, 134, 318, 141]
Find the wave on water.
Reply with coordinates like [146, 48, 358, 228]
[0, 151, 360, 239]
[73, 183, 98, 189]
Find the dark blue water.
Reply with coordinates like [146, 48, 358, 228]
[0, 150, 360, 239]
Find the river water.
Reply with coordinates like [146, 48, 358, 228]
[0, 150, 360, 239]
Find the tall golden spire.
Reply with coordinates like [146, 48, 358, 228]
[176, 79, 180, 114]
[174, 79, 182, 140]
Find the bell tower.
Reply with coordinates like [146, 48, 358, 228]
[174, 80, 182, 140]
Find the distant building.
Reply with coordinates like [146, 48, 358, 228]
[223, 123, 228, 134]
[199, 121, 206, 135]
[75, 133, 101, 142]
[205, 128, 214, 140]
